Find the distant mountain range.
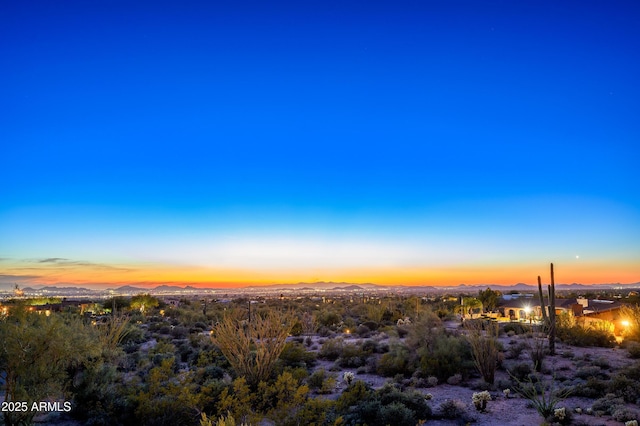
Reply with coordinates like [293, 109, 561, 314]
[6, 281, 639, 296]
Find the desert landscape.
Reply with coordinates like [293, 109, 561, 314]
[2, 286, 640, 426]
[2, 1, 639, 425]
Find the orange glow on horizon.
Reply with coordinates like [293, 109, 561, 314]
[2, 258, 638, 289]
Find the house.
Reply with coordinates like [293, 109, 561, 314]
[497, 295, 629, 333]
[575, 298, 627, 334]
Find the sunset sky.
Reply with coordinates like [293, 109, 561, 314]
[1, 1, 639, 289]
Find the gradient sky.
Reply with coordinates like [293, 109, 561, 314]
[1, 1, 639, 289]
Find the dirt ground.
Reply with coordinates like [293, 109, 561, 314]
[307, 327, 639, 426]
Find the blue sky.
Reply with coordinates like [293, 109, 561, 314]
[1, 1, 639, 287]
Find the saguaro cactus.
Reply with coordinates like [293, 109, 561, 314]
[537, 275, 548, 323]
[548, 263, 556, 355]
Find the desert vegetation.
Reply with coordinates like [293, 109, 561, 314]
[1, 288, 640, 425]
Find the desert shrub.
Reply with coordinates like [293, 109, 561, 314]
[307, 369, 336, 394]
[252, 371, 310, 425]
[471, 381, 495, 392]
[592, 356, 610, 369]
[361, 321, 379, 331]
[336, 381, 373, 412]
[344, 399, 383, 425]
[157, 325, 172, 335]
[427, 376, 438, 387]
[289, 321, 304, 336]
[506, 341, 527, 359]
[337, 344, 368, 368]
[620, 361, 640, 381]
[318, 311, 341, 328]
[378, 402, 415, 426]
[355, 325, 371, 337]
[627, 341, 640, 359]
[377, 341, 390, 353]
[503, 323, 527, 335]
[361, 339, 382, 354]
[608, 373, 640, 403]
[557, 322, 616, 347]
[295, 397, 338, 425]
[170, 326, 189, 339]
[317, 326, 332, 337]
[278, 341, 317, 369]
[177, 341, 196, 362]
[339, 384, 431, 426]
[447, 374, 462, 385]
[122, 324, 147, 344]
[198, 365, 225, 382]
[285, 366, 309, 383]
[572, 377, 608, 398]
[404, 312, 443, 349]
[612, 407, 639, 423]
[307, 368, 328, 389]
[592, 394, 626, 417]
[377, 343, 411, 377]
[135, 358, 202, 426]
[417, 333, 473, 382]
[575, 366, 608, 380]
[508, 362, 532, 382]
[409, 375, 425, 388]
[561, 350, 575, 359]
[319, 338, 344, 361]
[438, 399, 468, 420]
[354, 356, 373, 375]
[377, 384, 432, 420]
[192, 321, 207, 331]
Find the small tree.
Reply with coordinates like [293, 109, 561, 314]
[478, 288, 501, 312]
[130, 294, 160, 315]
[212, 309, 295, 387]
